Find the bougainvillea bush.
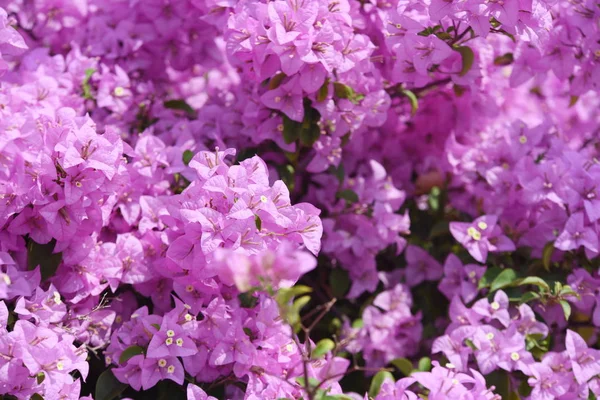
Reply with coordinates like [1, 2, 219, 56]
[0, 0, 599, 398]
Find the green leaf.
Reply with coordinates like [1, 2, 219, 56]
[512, 277, 550, 291]
[490, 268, 517, 292]
[282, 115, 301, 144]
[336, 189, 359, 204]
[390, 358, 413, 376]
[369, 371, 395, 397]
[119, 345, 145, 365]
[238, 291, 259, 308]
[401, 89, 418, 116]
[352, 318, 363, 329]
[268, 73, 287, 90]
[542, 241, 554, 270]
[520, 291, 540, 304]
[478, 266, 503, 289]
[327, 163, 345, 185]
[276, 285, 312, 307]
[95, 369, 129, 400]
[332, 82, 364, 104]
[151, 323, 160, 330]
[81, 68, 96, 100]
[27, 239, 62, 281]
[428, 186, 441, 211]
[417, 357, 432, 372]
[493, 53, 514, 66]
[317, 80, 329, 102]
[333, 82, 353, 99]
[36, 372, 45, 384]
[299, 118, 321, 147]
[560, 300, 571, 321]
[182, 150, 194, 166]
[435, 32, 452, 40]
[558, 284, 578, 298]
[456, 46, 475, 77]
[287, 295, 311, 331]
[156, 379, 187, 400]
[322, 396, 353, 400]
[485, 370, 510, 399]
[164, 99, 196, 118]
[329, 268, 350, 298]
[254, 214, 262, 231]
[429, 221, 450, 239]
[569, 95, 579, 108]
[30, 394, 44, 400]
[311, 338, 335, 359]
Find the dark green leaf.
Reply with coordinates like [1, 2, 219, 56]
[238, 291, 259, 308]
[299, 119, 321, 146]
[494, 53, 514, 66]
[282, 115, 301, 144]
[36, 372, 45, 384]
[569, 95, 579, 108]
[485, 370, 510, 399]
[182, 150, 194, 166]
[390, 358, 413, 376]
[27, 239, 62, 281]
[317, 80, 329, 102]
[329, 268, 350, 298]
[336, 189, 359, 204]
[435, 32, 452, 40]
[311, 338, 335, 359]
[268, 73, 287, 90]
[156, 379, 187, 400]
[95, 369, 128, 400]
[401, 89, 418, 116]
[254, 214, 262, 231]
[327, 164, 345, 185]
[490, 268, 517, 292]
[119, 345, 145, 365]
[456, 46, 475, 76]
[369, 371, 395, 397]
[30, 395, 44, 400]
[164, 99, 196, 118]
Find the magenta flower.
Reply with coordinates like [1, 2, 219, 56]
[450, 215, 516, 263]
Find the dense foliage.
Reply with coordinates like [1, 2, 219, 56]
[0, 0, 599, 398]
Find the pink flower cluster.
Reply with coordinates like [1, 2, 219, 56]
[1, 0, 600, 398]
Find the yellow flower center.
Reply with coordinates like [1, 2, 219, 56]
[158, 359, 167, 367]
[490, 302, 500, 310]
[56, 361, 64, 371]
[519, 135, 527, 144]
[113, 87, 125, 97]
[260, 195, 268, 203]
[166, 330, 175, 337]
[486, 332, 495, 340]
[511, 352, 520, 361]
[477, 221, 488, 230]
[165, 338, 173, 346]
[176, 338, 184, 347]
[467, 227, 481, 241]
[167, 365, 175, 374]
